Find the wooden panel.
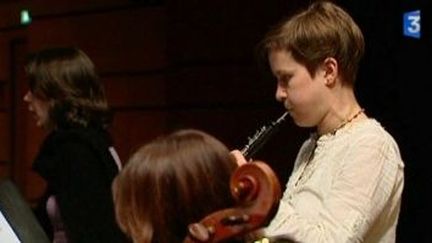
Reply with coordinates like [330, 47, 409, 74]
[23, 171, 46, 204]
[0, 112, 11, 180]
[29, 0, 146, 16]
[166, 0, 300, 63]
[110, 111, 168, 162]
[0, 37, 9, 81]
[0, 82, 8, 110]
[0, 2, 21, 29]
[27, 6, 167, 73]
[103, 74, 167, 108]
[167, 65, 274, 105]
[0, 164, 9, 180]
[0, 113, 10, 163]
[0, 0, 165, 30]
[0, 31, 27, 108]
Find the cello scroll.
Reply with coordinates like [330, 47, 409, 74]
[184, 161, 281, 243]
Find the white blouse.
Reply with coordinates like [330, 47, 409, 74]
[263, 118, 404, 243]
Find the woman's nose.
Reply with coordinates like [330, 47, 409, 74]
[23, 91, 31, 102]
[275, 85, 287, 102]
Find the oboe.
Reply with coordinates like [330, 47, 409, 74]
[241, 112, 289, 160]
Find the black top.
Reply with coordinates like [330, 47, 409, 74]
[32, 127, 128, 243]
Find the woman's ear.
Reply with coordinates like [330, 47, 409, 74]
[322, 57, 338, 86]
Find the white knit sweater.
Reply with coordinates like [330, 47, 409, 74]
[264, 119, 404, 243]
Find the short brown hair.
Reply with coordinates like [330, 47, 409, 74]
[260, 1, 364, 85]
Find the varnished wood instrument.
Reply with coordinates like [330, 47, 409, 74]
[184, 113, 288, 242]
[184, 161, 281, 243]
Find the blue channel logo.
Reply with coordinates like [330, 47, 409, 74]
[403, 10, 421, 39]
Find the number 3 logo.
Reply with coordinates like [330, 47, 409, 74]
[404, 10, 421, 39]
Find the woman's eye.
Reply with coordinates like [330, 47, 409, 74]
[278, 74, 291, 86]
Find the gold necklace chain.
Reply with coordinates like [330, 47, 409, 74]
[330, 108, 365, 135]
[294, 108, 365, 187]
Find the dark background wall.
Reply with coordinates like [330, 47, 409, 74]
[0, 0, 430, 242]
[343, 1, 431, 242]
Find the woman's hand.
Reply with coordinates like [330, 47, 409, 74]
[230, 149, 249, 166]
